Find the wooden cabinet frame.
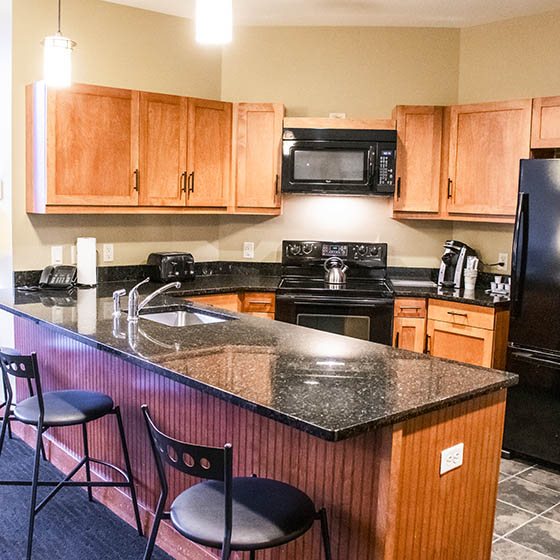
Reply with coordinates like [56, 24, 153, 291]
[531, 96, 560, 149]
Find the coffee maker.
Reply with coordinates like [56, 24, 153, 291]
[438, 240, 477, 289]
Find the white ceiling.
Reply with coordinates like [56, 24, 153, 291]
[104, 0, 560, 28]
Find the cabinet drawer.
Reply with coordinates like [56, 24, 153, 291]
[240, 292, 276, 314]
[185, 293, 240, 312]
[428, 299, 495, 330]
[394, 298, 426, 318]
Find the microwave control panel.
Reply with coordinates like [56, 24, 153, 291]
[376, 143, 396, 191]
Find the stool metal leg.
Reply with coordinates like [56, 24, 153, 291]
[318, 508, 332, 560]
[82, 423, 93, 502]
[114, 406, 143, 536]
[26, 422, 43, 560]
[249, 551, 255, 560]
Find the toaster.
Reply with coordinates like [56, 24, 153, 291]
[147, 252, 195, 283]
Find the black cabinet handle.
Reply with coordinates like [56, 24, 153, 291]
[188, 172, 195, 193]
[396, 177, 401, 199]
[425, 334, 431, 354]
[275, 174, 279, 195]
[395, 331, 400, 348]
[447, 178, 453, 199]
[181, 171, 187, 194]
[133, 169, 139, 192]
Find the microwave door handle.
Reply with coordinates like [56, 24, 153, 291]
[367, 147, 375, 183]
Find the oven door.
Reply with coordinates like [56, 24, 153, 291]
[282, 140, 375, 194]
[275, 295, 394, 345]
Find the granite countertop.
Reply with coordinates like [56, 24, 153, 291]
[0, 285, 517, 442]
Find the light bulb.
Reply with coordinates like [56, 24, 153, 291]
[195, 0, 232, 45]
[43, 34, 75, 88]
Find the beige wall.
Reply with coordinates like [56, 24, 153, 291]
[12, 0, 223, 270]
[458, 10, 560, 104]
[222, 26, 461, 118]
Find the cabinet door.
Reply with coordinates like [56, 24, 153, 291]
[447, 100, 531, 217]
[139, 92, 187, 206]
[393, 106, 442, 213]
[187, 98, 232, 207]
[45, 83, 139, 206]
[393, 317, 426, 353]
[426, 319, 494, 367]
[234, 103, 284, 209]
[531, 96, 560, 149]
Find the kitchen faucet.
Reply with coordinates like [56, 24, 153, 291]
[127, 278, 181, 322]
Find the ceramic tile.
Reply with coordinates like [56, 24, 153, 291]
[494, 500, 535, 536]
[500, 458, 534, 476]
[508, 516, 560, 559]
[497, 478, 560, 514]
[519, 465, 560, 493]
[492, 538, 554, 559]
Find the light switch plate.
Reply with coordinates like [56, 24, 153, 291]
[243, 242, 254, 259]
[51, 245, 63, 265]
[103, 243, 114, 263]
[440, 443, 464, 475]
[497, 253, 508, 272]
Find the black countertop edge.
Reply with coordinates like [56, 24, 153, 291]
[0, 301, 516, 442]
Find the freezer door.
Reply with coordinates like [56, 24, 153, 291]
[509, 159, 560, 353]
[503, 345, 560, 465]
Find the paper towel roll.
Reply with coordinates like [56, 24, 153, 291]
[77, 237, 97, 286]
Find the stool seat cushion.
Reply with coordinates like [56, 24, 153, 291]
[14, 390, 114, 426]
[170, 477, 316, 551]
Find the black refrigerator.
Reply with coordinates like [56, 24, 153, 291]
[503, 158, 560, 465]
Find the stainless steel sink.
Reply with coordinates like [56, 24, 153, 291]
[135, 305, 236, 328]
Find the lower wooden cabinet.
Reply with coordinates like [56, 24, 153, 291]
[185, 291, 275, 319]
[393, 298, 427, 352]
[426, 299, 509, 369]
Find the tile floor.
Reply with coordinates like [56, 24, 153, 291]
[493, 457, 560, 559]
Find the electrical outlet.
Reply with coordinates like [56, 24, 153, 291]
[440, 443, 464, 475]
[51, 245, 63, 265]
[243, 242, 254, 259]
[103, 243, 114, 263]
[497, 253, 508, 272]
[70, 245, 77, 264]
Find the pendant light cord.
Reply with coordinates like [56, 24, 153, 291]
[57, 0, 61, 34]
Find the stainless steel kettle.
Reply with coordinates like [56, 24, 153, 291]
[324, 257, 348, 284]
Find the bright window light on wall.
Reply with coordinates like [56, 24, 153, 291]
[195, 0, 233, 45]
[42, 0, 76, 88]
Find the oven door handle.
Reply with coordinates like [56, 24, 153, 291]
[277, 296, 394, 307]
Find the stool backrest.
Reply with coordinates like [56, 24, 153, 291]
[0, 349, 44, 418]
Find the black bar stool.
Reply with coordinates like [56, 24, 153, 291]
[0, 349, 143, 559]
[141, 404, 332, 560]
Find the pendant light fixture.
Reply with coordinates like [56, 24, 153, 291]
[42, 0, 76, 88]
[195, 0, 233, 45]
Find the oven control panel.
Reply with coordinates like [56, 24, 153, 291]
[283, 240, 387, 266]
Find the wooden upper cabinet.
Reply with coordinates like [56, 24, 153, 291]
[186, 98, 232, 208]
[393, 106, 443, 214]
[531, 96, 560, 149]
[446, 99, 532, 218]
[138, 92, 187, 207]
[27, 82, 139, 210]
[234, 103, 284, 210]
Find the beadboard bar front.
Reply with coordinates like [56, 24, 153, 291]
[11, 316, 506, 560]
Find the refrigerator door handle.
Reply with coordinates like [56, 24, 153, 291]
[511, 191, 529, 318]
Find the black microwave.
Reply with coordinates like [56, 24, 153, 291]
[281, 128, 396, 195]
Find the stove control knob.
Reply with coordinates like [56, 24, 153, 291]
[302, 243, 313, 255]
[357, 245, 367, 257]
[288, 244, 301, 256]
[370, 246, 379, 256]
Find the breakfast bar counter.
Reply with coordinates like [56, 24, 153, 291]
[0, 287, 516, 560]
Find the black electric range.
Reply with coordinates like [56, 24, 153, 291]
[275, 240, 394, 344]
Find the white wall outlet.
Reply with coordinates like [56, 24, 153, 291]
[51, 245, 63, 265]
[497, 253, 509, 272]
[329, 112, 346, 119]
[243, 242, 255, 259]
[70, 245, 77, 264]
[103, 243, 114, 263]
[440, 443, 464, 475]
